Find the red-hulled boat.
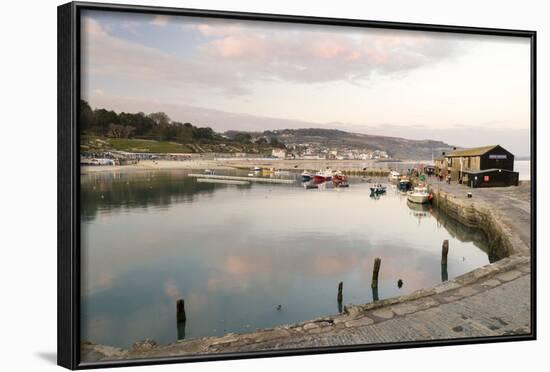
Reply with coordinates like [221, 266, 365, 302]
[313, 169, 332, 183]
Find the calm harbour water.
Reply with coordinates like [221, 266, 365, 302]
[80, 169, 494, 348]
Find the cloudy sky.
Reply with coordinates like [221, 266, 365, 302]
[81, 10, 532, 155]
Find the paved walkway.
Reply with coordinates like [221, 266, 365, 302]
[218, 273, 531, 353]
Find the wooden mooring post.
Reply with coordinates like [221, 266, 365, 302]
[371, 257, 381, 289]
[176, 298, 187, 340]
[441, 240, 449, 282]
[371, 257, 381, 302]
[177, 298, 186, 323]
[337, 281, 344, 313]
[441, 240, 449, 265]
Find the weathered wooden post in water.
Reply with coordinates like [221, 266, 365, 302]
[177, 298, 186, 323]
[441, 240, 449, 282]
[177, 321, 186, 340]
[177, 298, 187, 340]
[371, 258, 381, 288]
[441, 240, 449, 265]
[337, 281, 343, 312]
[371, 257, 381, 301]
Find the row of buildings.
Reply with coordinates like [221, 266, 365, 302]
[271, 148, 389, 160]
[435, 145, 519, 187]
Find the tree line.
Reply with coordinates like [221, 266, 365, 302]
[80, 100, 221, 143]
[80, 100, 286, 149]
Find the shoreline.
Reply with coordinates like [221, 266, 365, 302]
[80, 159, 404, 178]
[81, 181, 531, 363]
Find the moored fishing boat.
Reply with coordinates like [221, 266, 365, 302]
[301, 171, 312, 182]
[370, 184, 386, 194]
[398, 178, 412, 192]
[332, 170, 349, 187]
[332, 170, 346, 182]
[407, 186, 431, 204]
[313, 169, 332, 183]
[388, 170, 401, 182]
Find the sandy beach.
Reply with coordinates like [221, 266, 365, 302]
[80, 159, 402, 174]
[80, 160, 235, 174]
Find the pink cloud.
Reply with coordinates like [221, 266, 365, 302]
[211, 35, 267, 58]
[82, 14, 459, 98]
[150, 15, 169, 27]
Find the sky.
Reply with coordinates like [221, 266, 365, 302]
[81, 10, 532, 156]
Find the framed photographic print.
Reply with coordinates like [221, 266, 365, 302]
[58, 1, 536, 369]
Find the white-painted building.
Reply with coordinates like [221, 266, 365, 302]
[271, 149, 287, 158]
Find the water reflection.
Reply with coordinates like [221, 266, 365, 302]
[80, 170, 220, 221]
[372, 287, 379, 302]
[80, 170, 493, 348]
[441, 263, 449, 282]
[177, 321, 186, 341]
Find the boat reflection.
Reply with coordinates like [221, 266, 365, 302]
[406, 199, 432, 224]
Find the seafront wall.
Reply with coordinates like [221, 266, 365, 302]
[429, 185, 529, 258]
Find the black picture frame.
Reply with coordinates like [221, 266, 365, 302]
[58, 1, 537, 369]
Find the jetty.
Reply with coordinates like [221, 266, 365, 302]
[188, 174, 294, 184]
[196, 178, 250, 185]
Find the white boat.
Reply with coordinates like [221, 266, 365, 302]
[407, 186, 430, 204]
[388, 170, 401, 182]
[253, 166, 262, 172]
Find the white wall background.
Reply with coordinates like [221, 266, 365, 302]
[0, 0, 546, 370]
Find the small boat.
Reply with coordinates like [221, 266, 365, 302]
[204, 169, 214, 175]
[388, 170, 400, 182]
[313, 169, 332, 183]
[301, 171, 312, 182]
[332, 171, 349, 187]
[253, 166, 262, 172]
[407, 186, 430, 204]
[370, 184, 387, 194]
[332, 171, 347, 182]
[398, 178, 412, 192]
